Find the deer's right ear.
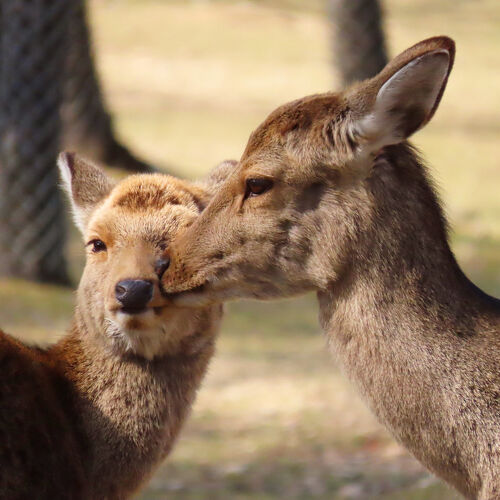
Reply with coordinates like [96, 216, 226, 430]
[350, 36, 455, 154]
[200, 160, 238, 197]
[58, 152, 114, 234]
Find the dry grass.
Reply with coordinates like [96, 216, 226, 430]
[1, 0, 499, 498]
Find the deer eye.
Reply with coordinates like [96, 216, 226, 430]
[87, 239, 107, 253]
[244, 178, 273, 199]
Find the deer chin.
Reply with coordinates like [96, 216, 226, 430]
[104, 307, 195, 359]
[167, 284, 219, 308]
[159, 279, 206, 306]
[166, 278, 266, 307]
[162, 270, 218, 307]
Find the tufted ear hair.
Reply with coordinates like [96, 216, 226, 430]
[58, 152, 114, 234]
[197, 160, 238, 199]
[348, 36, 455, 154]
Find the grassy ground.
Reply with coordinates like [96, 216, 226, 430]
[2, 0, 499, 498]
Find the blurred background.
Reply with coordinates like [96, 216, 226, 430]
[0, 0, 499, 498]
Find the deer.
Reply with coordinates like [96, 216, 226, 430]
[161, 36, 500, 499]
[0, 153, 227, 499]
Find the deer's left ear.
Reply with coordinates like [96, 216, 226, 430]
[202, 160, 238, 196]
[192, 160, 239, 208]
[350, 36, 455, 153]
[58, 152, 114, 234]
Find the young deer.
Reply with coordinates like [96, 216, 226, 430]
[162, 37, 500, 499]
[0, 153, 224, 499]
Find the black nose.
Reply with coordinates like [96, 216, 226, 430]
[115, 279, 153, 312]
[154, 257, 170, 279]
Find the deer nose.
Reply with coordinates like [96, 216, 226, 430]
[154, 257, 170, 279]
[115, 279, 153, 312]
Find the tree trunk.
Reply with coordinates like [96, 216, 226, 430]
[61, 0, 155, 173]
[0, 0, 70, 285]
[330, 0, 388, 85]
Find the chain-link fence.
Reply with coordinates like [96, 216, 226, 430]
[0, 0, 70, 284]
[0, 0, 155, 285]
[0, 0, 388, 284]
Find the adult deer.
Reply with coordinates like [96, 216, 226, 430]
[0, 154, 224, 499]
[162, 37, 500, 499]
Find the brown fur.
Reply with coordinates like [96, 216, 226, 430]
[0, 154, 223, 499]
[163, 37, 500, 499]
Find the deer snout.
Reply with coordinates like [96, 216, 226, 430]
[115, 279, 153, 313]
[160, 249, 207, 296]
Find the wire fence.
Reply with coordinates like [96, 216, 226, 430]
[0, 0, 387, 284]
[0, 0, 155, 285]
[0, 0, 70, 284]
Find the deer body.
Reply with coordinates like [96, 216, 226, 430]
[317, 147, 500, 498]
[163, 37, 500, 498]
[0, 155, 222, 499]
[1, 317, 217, 499]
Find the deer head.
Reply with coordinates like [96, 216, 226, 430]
[162, 36, 455, 306]
[59, 152, 220, 359]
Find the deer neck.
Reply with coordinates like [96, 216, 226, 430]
[316, 144, 499, 495]
[50, 303, 218, 498]
[318, 144, 498, 347]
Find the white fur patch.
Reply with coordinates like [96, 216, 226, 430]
[105, 314, 168, 360]
[57, 154, 87, 234]
[104, 308, 202, 360]
[357, 50, 449, 152]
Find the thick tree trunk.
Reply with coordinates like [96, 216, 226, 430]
[0, 0, 70, 285]
[62, 0, 155, 173]
[330, 0, 388, 85]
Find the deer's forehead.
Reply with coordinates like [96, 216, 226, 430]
[241, 93, 346, 168]
[109, 175, 203, 212]
[88, 184, 199, 245]
[254, 93, 344, 137]
[88, 206, 197, 247]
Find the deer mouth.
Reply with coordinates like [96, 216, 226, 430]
[160, 273, 207, 296]
[120, 306, 147, 315]
[121, 305, 169, 314]
[163, 282, 207, 298]
[161, 281, 214, 307]
[111, 303, 169, 317]
[179, 282, 207, 295]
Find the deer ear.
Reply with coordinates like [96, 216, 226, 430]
[190, 160, 238, 211]
[58, 152, 114, 234]
[198, 160, 238, 198]
[352, 36, 455, 152]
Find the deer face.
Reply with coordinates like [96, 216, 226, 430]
[163, 96, 369, 304]
[162, 36, 455, 306]
[59, 153, 214, 359]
